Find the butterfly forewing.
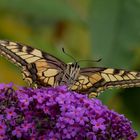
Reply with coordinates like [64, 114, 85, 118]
[73, 67, 140, 97]
[0, 40, 66, 87]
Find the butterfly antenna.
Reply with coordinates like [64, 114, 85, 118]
[77, 58, 102, 63]
[62, 48, 76, 62]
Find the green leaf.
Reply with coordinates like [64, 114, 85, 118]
[89, 0, 140, 69]
[0, 0, 81, 22]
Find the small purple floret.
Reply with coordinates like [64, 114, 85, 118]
[5, 107, 17, 120]
[0, 83, 138, 139]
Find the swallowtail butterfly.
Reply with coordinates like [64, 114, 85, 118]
[0, 40, 140, 98]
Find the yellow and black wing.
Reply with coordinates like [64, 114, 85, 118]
[71, 67, 140, 98]
[0, 40, 66, 86]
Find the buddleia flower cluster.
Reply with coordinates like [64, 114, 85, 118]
[0, 83, 138, 140]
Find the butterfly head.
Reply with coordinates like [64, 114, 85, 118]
[66, 62, 80, 79]
[59, 62, 80, 87]
[67, 62, 80, 69]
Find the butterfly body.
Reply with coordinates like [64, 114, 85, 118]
[59, 62, 80, 88]
[0, 40, 140, 98]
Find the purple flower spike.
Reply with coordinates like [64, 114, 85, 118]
[0, 83, 138, 139]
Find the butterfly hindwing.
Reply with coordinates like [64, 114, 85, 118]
[71, 67, 140, 98]
[0, 40, 66, 87]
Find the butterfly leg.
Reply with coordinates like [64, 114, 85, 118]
[88, 85, 105, 98]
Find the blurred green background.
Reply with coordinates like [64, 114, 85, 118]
[0, 0, 140, 139]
